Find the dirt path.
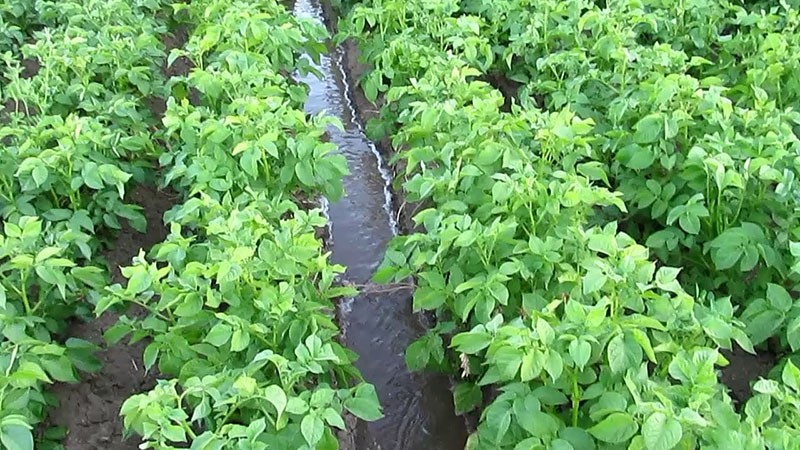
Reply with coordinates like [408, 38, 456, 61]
[47, 185, 175, 449]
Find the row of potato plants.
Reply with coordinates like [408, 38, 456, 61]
[459, 0, 800, 366]
[95, 0, 383, 448]
[338, 0, 800, 448]
[0, 0, 172, 448]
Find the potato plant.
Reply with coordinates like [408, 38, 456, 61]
[99, 0, 383, 448]
[341, 0, 800, 448]
[458, 0, 800, 351]
[0, 0, 171, 447]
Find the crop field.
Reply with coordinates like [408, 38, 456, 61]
[1, 0, 800, 449]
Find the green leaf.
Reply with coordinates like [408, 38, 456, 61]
[0, 424, 33, 450]
[642, 412, 682, 450]
[544, 349, 563, 382]
[630, 329, 657, 363]
[494, 346, 523, 380]
[520, 350, 543, 382]
[589, 412, 638, 444]
[413, 287, 444, 310]
[32, 165, 49, 188]
[205, 323, 233, 347]
[40, 357, 77, 383]
[766, 284, 792, 312]
[231, 328, 250, 352]
[405, 338, 430, 371]
[451, 331, 492, 354]
[126, 269, 152, 294]
[519, 411, 560, 438]
[264, 385, 287, 418]
[569, 340, 592, 370]
[607, 334, 627, 373]
[453, 382, 482, 415]
[626, 147, 657, 170]
[345, 384, 383, 421]
[745, 308, 784, 346]
[787, 315, 800, 352]
[143, 343, 159, 371]
[633, 114, 663, 144]
[744, 394, 772, 426]
[322, 408, 346, 430]
[710, 246, 741, 271]
[782, 360, 800, 392]
[301, 414, 324, 446]
[82, 162, 103, 189]
[583, 267, 607, 295]
[295, 160, 315, 186]
[13, 362, 50, 383]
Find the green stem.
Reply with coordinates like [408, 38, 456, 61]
[20, 271, 31, 314]
[571, 372, 580, 427]
[174, 393, 198, 439]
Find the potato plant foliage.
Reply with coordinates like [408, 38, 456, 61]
[338, 0, 800, 448]
[1, 0, 169, 448]
[1, 0, 381, 449]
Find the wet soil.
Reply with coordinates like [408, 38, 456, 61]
[47, 185, 176, 449]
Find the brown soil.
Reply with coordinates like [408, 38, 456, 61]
[47, 185, 176, 449]
[484, 73, 521, 112]
[720, 346, 776, 405]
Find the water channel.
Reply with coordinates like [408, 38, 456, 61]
[293, 1, 468, 448]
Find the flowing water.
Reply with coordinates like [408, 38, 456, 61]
[293, 1, 468, 449]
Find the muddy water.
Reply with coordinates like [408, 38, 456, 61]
[293, 1, 467, 449]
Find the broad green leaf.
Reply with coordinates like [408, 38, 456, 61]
[521, 350, 543, 382]
[413, 287, 444, 310]
[405, 339, 430, 371]
[544, 349, 563, 382]
[745, 394, 772, 426]
[32, 165, 49, 188]
[264, 385, 287, 418]
[569, 340, 592, 370]
[583, 267, 607, 295]
[451, 331, 492, 354]
[301, 414, 324, 446]
[126, 269, 153, 295]
[345, 385, 383, 421]
[231, 328, 250, 352]
[787, 315, 800, 352]
[642, 412, 682, 450]
[518, 411, 560, 438]
[322, 408, 346, 430]
[453, 382, 482, 415]
[607, 334, 627, 373]
[782, 360, 800, 392]
[0, 424, 33, 450]
[589, 412, 638, 444]
[295, 160, 315, 186]
[634, 114, 663, 144]
[143, 343, 159, 371]
[494, 346, 523, 380]
[766, 284, 792, 312]
[205, 323, 233, 347]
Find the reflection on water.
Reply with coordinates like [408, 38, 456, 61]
[293, 0, 468, 449]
